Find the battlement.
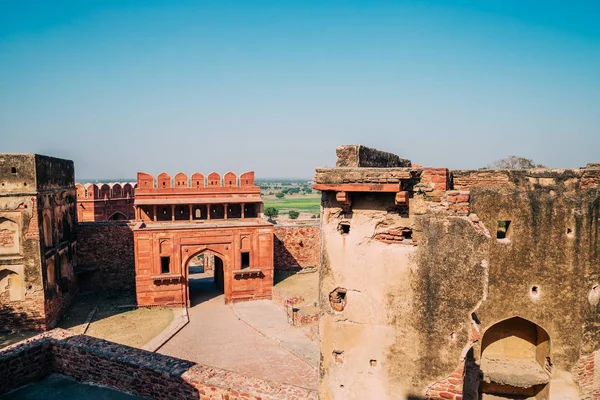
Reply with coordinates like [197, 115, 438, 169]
[76, 182, 137, 200]
[137, 171, 256, 190]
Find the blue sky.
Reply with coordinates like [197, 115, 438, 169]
[1, 1, 598, 179]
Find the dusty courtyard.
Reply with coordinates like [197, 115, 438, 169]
[157, 273, 318, 390]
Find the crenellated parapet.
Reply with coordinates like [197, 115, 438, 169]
[136, 171, 256, 190]
[75, 182, 137, 200]
[75, 182, 137, 221]
[132, 171, 263, 223]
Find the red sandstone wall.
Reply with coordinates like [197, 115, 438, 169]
[77, 222, 136, 291]
[274, 225, 320, 271]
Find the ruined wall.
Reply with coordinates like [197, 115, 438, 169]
[319, 191, 424, 399]
[0, 154, 77, 331]
[77, 222, 136, 291]
[41, 187, 78, 330]
[0, 195, 46, 331]
[335, 145, 411, 168]
[0, 329, 318, 399]
[274, 224, 320, 271]
[317, 147, 600, 400]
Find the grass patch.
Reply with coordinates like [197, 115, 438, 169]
[58, 291, 173, 348]
[274, 271, 319, 307]
[263, 194, 321, 215]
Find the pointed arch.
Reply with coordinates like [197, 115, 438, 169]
[480, 316, 552, 398]
[108, 211, 128, 221]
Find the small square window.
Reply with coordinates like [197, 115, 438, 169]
[241, 252, 250, 269]
[497, 220, 511, 240]
[339, 222, 350, 235]
[161, 257, 170, 274]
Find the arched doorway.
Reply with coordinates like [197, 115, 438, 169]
[108, 211, 128, 221]
[480, 316, 552, 399]
[185, 250, 224, 307]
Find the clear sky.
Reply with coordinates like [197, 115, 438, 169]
[1, 1, 598, 179]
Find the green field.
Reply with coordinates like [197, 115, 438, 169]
[263, 194, 321, 215]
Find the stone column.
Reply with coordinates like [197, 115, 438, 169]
[241, 203, 245, 219]
[224, 203, 228, 219]
[207, 204, 211, 220]
[259, 202, 264, 218]
[153, 205, 157, 222]
[189, 204, 193, 221]
[171, 205, 175, 221]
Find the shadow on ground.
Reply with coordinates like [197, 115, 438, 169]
[188, 272, 223, 308]
[58, 290, 136, 331]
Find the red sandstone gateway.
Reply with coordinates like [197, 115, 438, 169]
[131, 171, 274, 306]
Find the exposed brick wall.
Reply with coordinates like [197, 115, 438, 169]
[274, 225, 319, 271]
[0, 331, 56, 394]
[572, 350, 600, 399]
[77, 222, 135, 291]
[452, 170, 513, 190]
[0, 290, 46, 331]
[581, 167, 600, 189]
[421, 168, 451, 191]
[425, 364, 464, 400]
[0, 329, 317, 399]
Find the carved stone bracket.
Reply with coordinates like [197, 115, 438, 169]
[336, 191, 352, 212]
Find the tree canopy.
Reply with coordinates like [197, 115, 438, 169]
[264, 207, 278, 221]
[490, 156, 546, 169]
[288, 210, 299, 220]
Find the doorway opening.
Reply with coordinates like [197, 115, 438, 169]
[186, 251, 224, 307]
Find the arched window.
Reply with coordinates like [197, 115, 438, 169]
[46, 260, 56, 289]
[43, 214, 53, 247]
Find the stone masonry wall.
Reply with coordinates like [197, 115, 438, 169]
[0, 331, 56, 394]
[274, 224, 319, 271]
[0, 329, 317, 399]
[77, 222, 135, 291]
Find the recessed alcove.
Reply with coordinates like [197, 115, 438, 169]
[481, 317, 551, 399]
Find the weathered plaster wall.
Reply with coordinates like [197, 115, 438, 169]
[0, 195, 46, 331]
[274, 224, 320, 271]
[319, 191, 421, 399]
[0, 154, 77, 331]
[317, 149, 600, 400]
[77, 222, 136, 291]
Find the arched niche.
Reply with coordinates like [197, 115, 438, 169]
[0, 217, 20, 256]
[0, 267, 24, 301]
[43, 213, 53, 247]
[46, 259, 56, 290]
[481, 316, 552, 399]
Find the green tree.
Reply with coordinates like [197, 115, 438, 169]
[275, 192, 285, 199]
[288, 210, 299, 220]
[264, 207, 279, 221]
